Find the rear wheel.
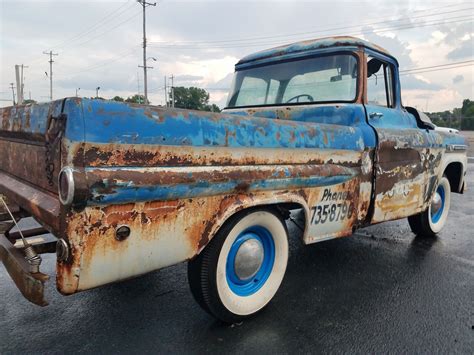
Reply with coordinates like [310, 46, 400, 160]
[408, 176, 451, 237]
[188, 208, 289, 323]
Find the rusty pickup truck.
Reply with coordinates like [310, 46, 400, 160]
[0, 36, 468, 323]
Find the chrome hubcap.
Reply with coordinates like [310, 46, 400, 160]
[431, 191, 442, 217]
[234, 238, 264, 280]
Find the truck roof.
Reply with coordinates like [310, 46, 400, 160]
[237, 36, 393, 67]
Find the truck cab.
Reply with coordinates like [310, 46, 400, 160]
[223, 36, 467, 226]
[0, 36, 468, 323]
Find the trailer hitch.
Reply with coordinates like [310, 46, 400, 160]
[0, 234, 49, 306]
[0, 197, 50, 306]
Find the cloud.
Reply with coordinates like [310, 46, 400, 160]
[1, 0, 471, 110]
[360, 27, 415, 68]
[401, 88, 463, 111]
[447, 38, 474, 60]
[439, 22, 473, 44]
[452, 74, 464, 84]
[175, 74, 204, 82]
[400, 74, 443, 91]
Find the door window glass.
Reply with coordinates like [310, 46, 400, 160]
[367, 56, 394, 107]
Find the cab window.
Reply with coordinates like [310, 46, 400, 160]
[366, 56, 394, 108]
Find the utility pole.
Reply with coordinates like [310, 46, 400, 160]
[14, 64, 28, 104]
[169, 74, 175, 108]
[21, 64, 28, 104]
[9, 83, 16, 105]
[137, 0, 156, 105]
[43, 50, 58, 101]
[164, 76, 167, 107]
[15, 66, 21, 104]
[137, 71, 141, 104]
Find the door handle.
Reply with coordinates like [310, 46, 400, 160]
[370, 112, 384, 119]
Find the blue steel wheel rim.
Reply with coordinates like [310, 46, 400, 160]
[431, 184, 445, 223]
[226, 226, 275, 297]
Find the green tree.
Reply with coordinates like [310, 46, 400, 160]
[460, 99, 474, 130]
[170, 87, 220, 112]
[125, 94, 147, 104]
[206, 103, 221, 112]
[23, 99, 37, 104]
[427, 99, 474, 130]
[112, 96, 124, 102]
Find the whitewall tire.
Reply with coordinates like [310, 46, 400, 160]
[408, 176, 451, 237]
[188, 208, 289, 323]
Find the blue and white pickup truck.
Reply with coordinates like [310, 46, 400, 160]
[0, 36, 468, 323]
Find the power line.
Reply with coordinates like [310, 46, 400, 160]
[60, 47, 138, 76]
[401, 60, 474, 72]
[24, 1, 136, 66]
[400, 63, 474, 75]
[149, 16, 473, 50]
[50, 5, 473, 82]
[59, 10, 142, 51]
[51, 1, 135, 50]
[148, 6, 473, 46]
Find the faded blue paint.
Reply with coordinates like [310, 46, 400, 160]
[88, 172, 356, 205]
[366, 105, 419, 129]
[431, 184, 445, 223]
[237, 36, 394, 69]
[438, 131, 467, 147]
[227, 104, 376, 148]
[0, 100, 63, 135]
[62, 99, 369, 151]
[226, 226, 275, 296]
[63, 98, 86, 143]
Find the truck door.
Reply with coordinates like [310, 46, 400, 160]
[364, 52, 433, 223]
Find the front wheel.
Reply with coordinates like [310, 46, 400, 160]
[408, 176, 451, 237]
[188, 208, 289, 323]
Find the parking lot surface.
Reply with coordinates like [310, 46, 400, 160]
[1, 165, 473, 354]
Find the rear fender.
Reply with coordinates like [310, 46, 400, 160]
[195, 192, 310, 256]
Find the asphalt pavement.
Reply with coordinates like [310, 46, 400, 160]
[1, 166, 473, 354]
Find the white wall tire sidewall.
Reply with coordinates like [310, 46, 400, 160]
[428, 177, 450, 234]
[215, 211, 288, 316]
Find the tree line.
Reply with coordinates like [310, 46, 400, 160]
[110, 87, 221, 112]
[427, 99, 474, 130]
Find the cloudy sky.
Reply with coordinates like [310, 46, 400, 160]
[0, 0, 473, 111]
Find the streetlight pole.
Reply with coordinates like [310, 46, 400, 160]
[137, 0, 156, 105]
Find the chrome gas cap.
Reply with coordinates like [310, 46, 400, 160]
[234, 238, 264, 280]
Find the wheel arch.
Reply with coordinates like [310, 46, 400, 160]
[443, 161, 465, 193]
[195, 194, 310, 256]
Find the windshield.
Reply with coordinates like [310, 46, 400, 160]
[227, 54, 358, 108]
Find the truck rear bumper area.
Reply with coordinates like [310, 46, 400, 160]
[0, 170, 61, 233]
[0, 233, 50, 306]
